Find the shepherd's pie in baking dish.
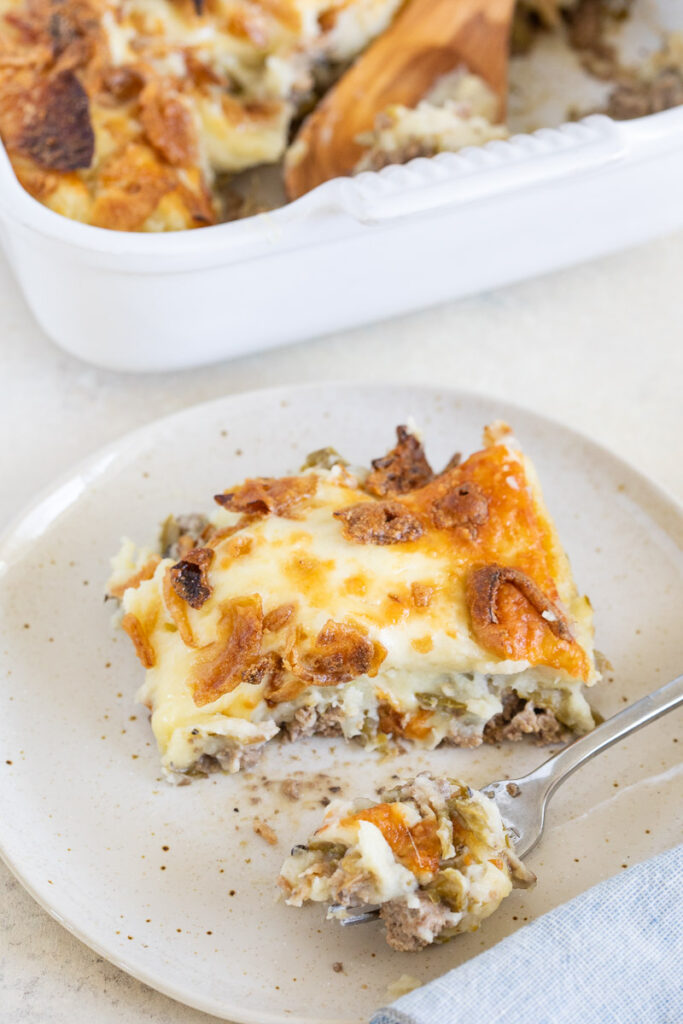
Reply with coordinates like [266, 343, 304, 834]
[3, 0, 683, 230]
[108, 422, 599, 781]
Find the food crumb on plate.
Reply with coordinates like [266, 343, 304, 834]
[280, 779, 301, 800]
[253, 819, 278, 845]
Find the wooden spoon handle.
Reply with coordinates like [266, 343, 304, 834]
[285, 0, 515, 199]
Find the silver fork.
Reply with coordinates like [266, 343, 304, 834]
[333, 673, 683, 925]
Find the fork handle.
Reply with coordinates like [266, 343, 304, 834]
[527, 673, 683, 801]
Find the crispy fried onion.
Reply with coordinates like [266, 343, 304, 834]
[108, 556, 160, 599]
[20, 70, 94, 170]
[241, 650, 282, 686]
[121, 612, 155, 669]
[263, 673, 307, 705]
[101, 66, 145, 103]
[191, 596, 263, 706]
[214, 475, 317, 518]
[169, 546, 214, 609]
[176, 533, 202, 559]
[334, 500, 424, 545]
[467, 564, 574, 658]
[287, 620, 386, 685]
[441, 452, 462, 473]
[246, 651, 316, 709]
[365, 426, 434, 496]
[48, 9, 81, 58]
[263, 603, 295, 632]
[162, 568, 195, 647]
[139, 79, 198, 167]
[431, 481, 489, 535]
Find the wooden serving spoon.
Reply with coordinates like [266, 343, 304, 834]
[284, 0, 515, 200]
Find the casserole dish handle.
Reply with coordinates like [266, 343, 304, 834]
[344, 112, 683, 224]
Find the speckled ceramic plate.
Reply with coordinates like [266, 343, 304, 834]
[0, 384, 681, 1024]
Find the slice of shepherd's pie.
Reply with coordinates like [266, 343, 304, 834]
[278, 772, 535, 950]
[108, 422, 599, 782]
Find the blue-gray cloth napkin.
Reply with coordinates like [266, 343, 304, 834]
[371, 844, 682, 1024]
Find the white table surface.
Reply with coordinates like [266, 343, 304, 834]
[1, 235, 682, 1024]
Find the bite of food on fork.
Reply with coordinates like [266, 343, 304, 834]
[278, 772, 535, 951]
[278, 675, 683, 950]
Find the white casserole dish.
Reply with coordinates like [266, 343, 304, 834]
[1, 103, 683, 372]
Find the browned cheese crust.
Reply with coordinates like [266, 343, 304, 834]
[0, 0, 216, 229]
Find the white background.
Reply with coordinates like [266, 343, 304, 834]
[1, 233, 682, 1023]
